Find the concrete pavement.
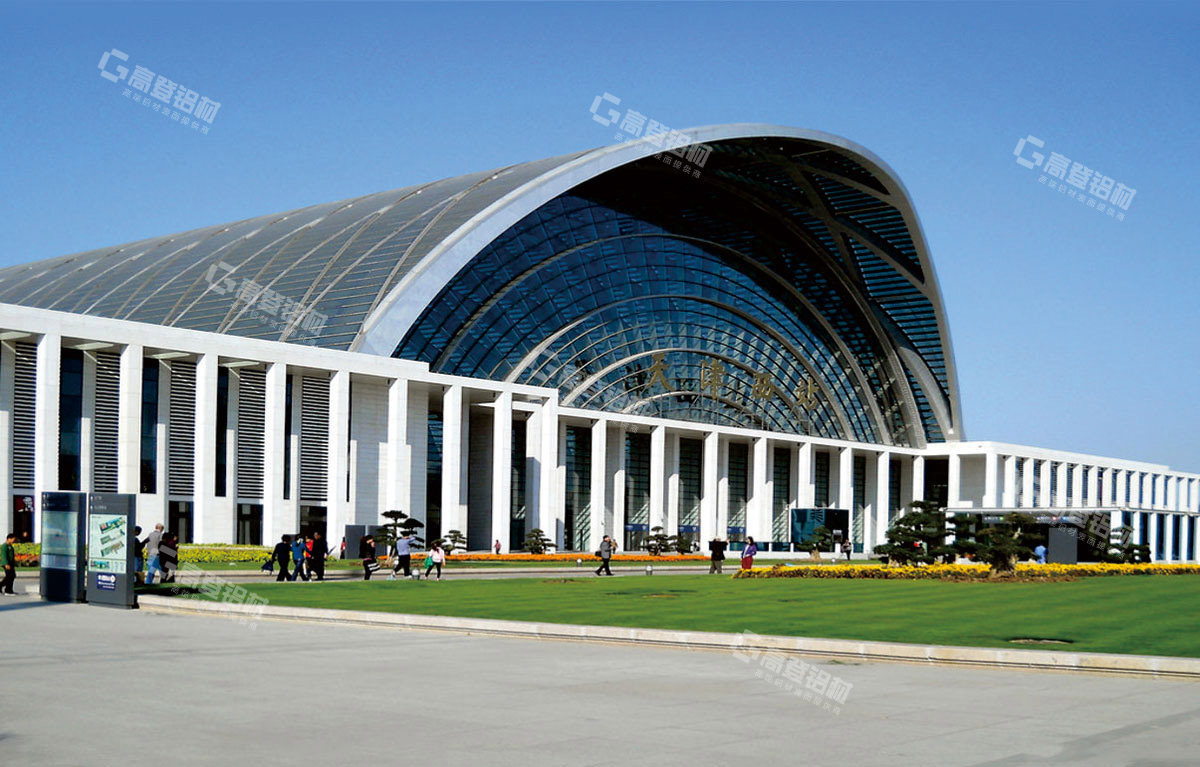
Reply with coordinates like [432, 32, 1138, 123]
[2, 596, 1198, 766]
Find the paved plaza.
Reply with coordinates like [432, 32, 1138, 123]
[2, 596, 1199, 766]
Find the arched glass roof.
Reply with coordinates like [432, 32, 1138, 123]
[0, 124, 963, 444]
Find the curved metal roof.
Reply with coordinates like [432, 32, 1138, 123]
[0, 124, 963, 442]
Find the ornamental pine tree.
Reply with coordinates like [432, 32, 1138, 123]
[522, 528, 555, 555]
[974, 512, 1037, 575]
[873, 500, 951, 566]
[442, 529, 468, 555]
[375, 510, 425, 553]
[647, 526, 672, 556]
[802, 525, 834, 560]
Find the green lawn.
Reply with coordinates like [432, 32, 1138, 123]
[161, 573, 1200, 657]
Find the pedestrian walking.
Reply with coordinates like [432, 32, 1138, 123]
[493, 539, 502, 555]
[1, 532, 16, 595]
[709, 536, 727, 574]
[272, 535, 292, 582]
[362, 536, 380, 580]
[389, 532, 417, 579]
[310, 531, 328, 581]
[144, 523, 165, 585]
[133, 526, 145, 585]
[740, 537, 758, 570]
[291, 535, 308, 581]
[423, 542, 445, 580]
[594, 535, 616, 576]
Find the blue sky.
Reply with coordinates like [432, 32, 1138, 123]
[1, 1, 1197, 469]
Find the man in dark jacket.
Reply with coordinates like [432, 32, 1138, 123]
[310, 531, 328, 581]
[709, 537, 728, 574]
[594, 535, 616, 576]
[1, 533, 17, 595]
[272, 535, 292, 582]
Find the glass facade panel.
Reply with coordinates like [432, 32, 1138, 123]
[59, 350, 83, 491]
[624, 432, 651, 550]
[564, 425, 591, 551]
[727, 442, 748, 541]
[140, 360, 159, 494]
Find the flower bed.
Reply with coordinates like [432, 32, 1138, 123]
[732, 562, 1200, 580]
[439, 553, 710, 563]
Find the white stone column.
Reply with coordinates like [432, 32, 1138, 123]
[0, 342, 13, 538]
[717, 438, 730, 536]
[1020, 457, 1035, 508]
[797, 442, 815, 508]
[385, 377, 410, 516]
[947, 453, 962, 508]
[285, 375, 302, 528]
[192, 353, 221, 542]
[490, 391, 512, 552]
[911, 455, 925, 504]
[1038, 460, 1053, 507]
[1102, 467, 1116, 506]
[1141, 473, 1153, 509]
[34, 334, 62, 517]
[649, 425, 666, 533]
[1132, 510, 1142, 547]
[606, 423, 625, 548]
[263, 362, 288, 542]
[700, 431, 718, 545]
[874, 451, 890, 549]
[983, 452, 999, 508]
[439, 384, 468, 538]
[1001, 456, 1017, 508]
[588, 419, 607, 552]
[405, 384, 428, 531]
[1086, 467, 1100, 508]
[1155, 475, 1167, 510]
[1070, 464, 1084, 507]
[751, 437, 771, 544]
[1148, 512, 1159, 561]
[1167, 476, 1179, 511]
[116, 344, 143, 495]
[325, 370, 351, 554]
[664, 431, 679, 536]
[1116, 469, 1129, 506]
[1055, 463, 1069, 508]
[1190, 479, 1200, 513]
[525, 407, 543, 541]
[837, 446, 854, 543]
[538, 397, 560, 548]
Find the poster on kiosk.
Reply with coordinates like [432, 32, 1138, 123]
[86, 493, 138, 609]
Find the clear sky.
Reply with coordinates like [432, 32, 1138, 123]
[1, 1, 1196, 469]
